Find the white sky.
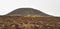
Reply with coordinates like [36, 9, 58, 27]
[0, 0, 60, 16]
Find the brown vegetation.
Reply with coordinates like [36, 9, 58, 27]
[0, 16, 60, 29]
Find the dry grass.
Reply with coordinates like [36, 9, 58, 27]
[0, 16, 60, 29]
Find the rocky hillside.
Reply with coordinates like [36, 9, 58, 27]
[5, 8, 52, 17]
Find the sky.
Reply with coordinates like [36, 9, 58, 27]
[0, 0, 60, 16]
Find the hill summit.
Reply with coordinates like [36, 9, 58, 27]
[5, 8, 52, 17]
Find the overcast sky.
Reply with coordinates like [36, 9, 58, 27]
[0, 0, 60, 16]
